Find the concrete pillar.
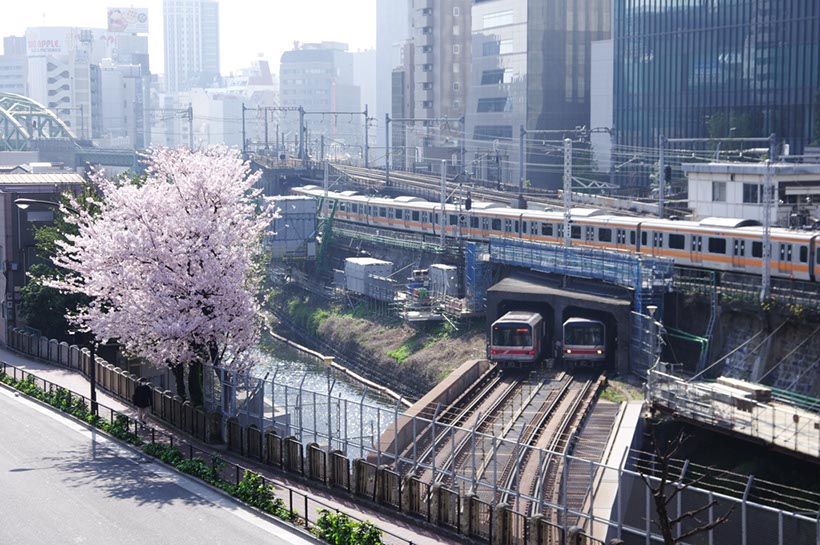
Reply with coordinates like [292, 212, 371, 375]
[401, 475, 414, 514]
[430, 483, 442, 525]
[465, 494, 480, 536]
[493, 503, 510, 545]
[529, 513, 545, 545]
[352, 458, 365, 496]
[566, 526, 582, 545]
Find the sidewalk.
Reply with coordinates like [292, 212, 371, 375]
[0, 346, 461, 545]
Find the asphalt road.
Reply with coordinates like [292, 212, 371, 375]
[0, 386, 318, 545]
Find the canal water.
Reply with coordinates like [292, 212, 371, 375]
[253, 330, 397, 457]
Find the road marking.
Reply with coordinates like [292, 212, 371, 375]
[0, 386, 318, 545]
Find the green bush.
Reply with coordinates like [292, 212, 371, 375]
[315, 509, 384, 545]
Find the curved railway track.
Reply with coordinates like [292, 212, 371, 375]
[330, 164, 640, 216]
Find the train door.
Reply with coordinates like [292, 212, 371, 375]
[732, 239, 746, 269]
[616, 228, 627, 249]
[778, 243, 793, 274]
[652, 231, 663, 257]
[691, 234, 704, 263]
[811, 236, 819, 282]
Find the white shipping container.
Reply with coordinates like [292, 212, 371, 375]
[345, 258, 393, 295]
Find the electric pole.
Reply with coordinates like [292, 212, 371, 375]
[187, 104, 193, 149]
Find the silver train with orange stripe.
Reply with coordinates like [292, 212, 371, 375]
[292, 185, 820, 282]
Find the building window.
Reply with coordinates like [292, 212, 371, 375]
[422, 64, 433, 72]
[422, 100, 433, 108]
[481, 69, 505, 85]
[453, 82, 460, 91]
[742, 183, 760, 204]
[712, 181, 726, 202]
[477, 98, 509, 113]
[453, 6, 460, 16]
[452, 100, 460, 108]
[453, 63, 460, 73]
[483, 10, 513, 29]
[453, 45, 460, 55]
[421, 7, 432, 15]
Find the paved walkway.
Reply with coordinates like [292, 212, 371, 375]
[0, 346, 461, 545]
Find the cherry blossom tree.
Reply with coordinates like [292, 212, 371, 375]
[51, 146, 274, 406]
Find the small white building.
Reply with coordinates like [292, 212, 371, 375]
[683, 162, 820, 227]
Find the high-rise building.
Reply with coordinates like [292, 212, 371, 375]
[98, 60, 146, 148]
[613, 0, 820, 160]
[467, 0, 610, 188]
[279, 42, 362, 159]
[0, 37, 27, 95]
[376, 0, 410, 166]
[163, 0, 220, 93]
[403, 0, 471, 172]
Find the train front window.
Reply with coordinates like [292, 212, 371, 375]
[492, 325, 532, 347]
[564, 325, 604, 346]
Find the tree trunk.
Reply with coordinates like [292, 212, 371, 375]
[188, 360, 204, 407]
[170, 363, 187, 400]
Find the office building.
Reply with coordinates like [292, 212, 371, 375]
[163, 0, 220, 93]
[613, 0, 820, 160]
[376, 0, 410, 166]
[279, 42, 362, 158]
[0, 37, 27, 96]
[467, 0, 610, 188]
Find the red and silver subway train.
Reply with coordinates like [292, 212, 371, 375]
[562, 318, 607, 371]
[489, 311, 547, 365]
[292, 185, 820, 281]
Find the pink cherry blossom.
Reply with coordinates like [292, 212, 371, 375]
[50, 146, 275, 371]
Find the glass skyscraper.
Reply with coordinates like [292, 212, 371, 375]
[614, 0, 820, 156]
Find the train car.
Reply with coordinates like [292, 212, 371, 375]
[291, 185, 820, 282]
[489, 311, 546, 366]
[562, 318, 607, 371]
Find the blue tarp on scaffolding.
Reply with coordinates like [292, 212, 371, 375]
[488, 237, 674, 314]
[464, 242, 491, 312]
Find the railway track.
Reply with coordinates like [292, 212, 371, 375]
[395, 366, 505, 475]
[330, 164, 640, 216]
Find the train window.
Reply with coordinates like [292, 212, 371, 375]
[412, 210, 420, 221]
[708, 237, 727, 254]
[641, 232, 648, 246]
[630, 231, 636, 245]
[571, 225, 581, 239]
[449, 214, 458, 226]
[521, 221, 527, 234]
[491, 218, 501, 231]
[653, 232, 664, 248]
[514, 220, 519, 233]
[470, 216, 479, 228]
[669, 234, 685, 249]
[752, 241, 762, 258]
[586, 226, 595, 240]
[557, 225, 564, 239]
[541, 223, 553, 236]
[616, 229, 626, 244]
[780, 244, 793, 262]
[503, 219, 512, 232]
[379, 207, 387, 218]
[395, 209, 403, 219]
[482, 218, 489, 230]
[339, 202, 346, 212]
[800, 246, 808, 263]
[531, 222, 538, 235]
[598, 228, 612, 242]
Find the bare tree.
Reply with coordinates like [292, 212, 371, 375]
[639, 421, 734, 544]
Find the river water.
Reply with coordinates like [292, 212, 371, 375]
[252, 331, 397, 457]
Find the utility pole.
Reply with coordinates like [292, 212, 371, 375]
[264, 106, 269, 151]
[364, 104, 370, 169]
[320, 135, 325, 162]
[658, 135, 666, 218]
[440, 160, 447, 248]
[241, 103, 247, 154]
[564, 138, 573, 247]
[761, 159, 773, 302]
[298, 106, 305, 161]
[187, 103, 193, 149]
[385, 113, 391, 186]
[460, 115, 466, 177]
[518, 125, 525, 201]
[275, 123, 279, 154]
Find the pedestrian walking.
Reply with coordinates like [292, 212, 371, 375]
[132, 379, 153, 425]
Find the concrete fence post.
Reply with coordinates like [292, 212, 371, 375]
[529, 513, 545, 545]
[493, 503, 510, 545]
[566, 526, 582, 545]
[430, 483, 442, 525]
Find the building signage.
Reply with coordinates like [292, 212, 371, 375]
[25, 28, 73, 56]
[107, 7, 149, 34]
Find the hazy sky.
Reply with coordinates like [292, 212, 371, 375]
[0, 0, 377, 75]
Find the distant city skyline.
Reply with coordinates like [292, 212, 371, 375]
[0, 0, 376, 76]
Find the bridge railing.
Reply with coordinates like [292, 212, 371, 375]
[647, 368, 820, 459]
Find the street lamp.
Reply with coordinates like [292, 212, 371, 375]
[14, 198, 79, 214]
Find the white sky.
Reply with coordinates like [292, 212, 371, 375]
[0, 0, 377, 75]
